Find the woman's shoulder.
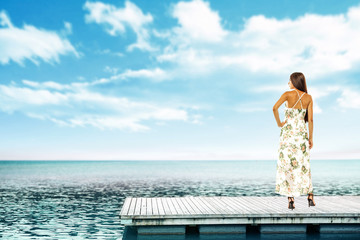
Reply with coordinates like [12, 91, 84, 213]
[303, 92, 312, 98]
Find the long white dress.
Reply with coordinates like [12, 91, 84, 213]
[275, 89, 314, 197]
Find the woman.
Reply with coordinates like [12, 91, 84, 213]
[272, 72, 316, 210]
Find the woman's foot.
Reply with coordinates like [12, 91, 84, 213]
[307, 193, 316, 206]
[288, 197, 295, 209]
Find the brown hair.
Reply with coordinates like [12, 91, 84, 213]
[290, 72, 309, 123]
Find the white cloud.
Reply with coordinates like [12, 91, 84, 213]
[22, 79, 73, 90]
[306, 85, 341, 113]
[171, 0, 227, 43]
[84, 0, 155, 52]
[0, 11, 78, 65]
[157, 47, 216, 75]
[227, 10, 360, 76]
[0, 10, 13, 27]
[252, 84, 288, 93]
[104, 66, 119, 74]
[307, 86, 341, 113]
[0, 85, 67, 108]
[236, 106, 268, 113]
[62, 21, 72, 35]
[21, 67, 170, 89]
[92, 67, 170, 84]
[117, 68, 169, 81]
[96, 48, 124, 57]
[156, 1, 360, 78]
[337, 88, 360, 109]
[0, 81, 199, 131]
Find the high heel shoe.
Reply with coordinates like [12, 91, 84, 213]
[288, 197, 295, 210]
[307, 193, 316, 207]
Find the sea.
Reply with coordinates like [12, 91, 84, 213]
[1, 160, 360, 239]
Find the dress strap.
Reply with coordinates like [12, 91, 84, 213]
[292, 90, 305, 109]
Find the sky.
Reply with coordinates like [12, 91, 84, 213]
[0, 0, 360, 160]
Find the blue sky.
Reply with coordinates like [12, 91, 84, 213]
[1, 0, 360, 160]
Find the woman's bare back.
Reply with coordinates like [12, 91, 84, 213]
[286, 90, 311, 109]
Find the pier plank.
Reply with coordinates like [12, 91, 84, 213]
[216, 197, 243, 214]
[151, 198, 159, 216]
[224, 197, 253, 214]
[197, 197, 223, 215]
[181, 197, 199, 215]
[165, 197, 177, 215]
[206, 197, 235, 215]
[183, 197, 205, 214]
[140, 197, 147, 216]
[146, 198, 152, 216]
[188, 197, 212, 215]
[120, 197, 132, 216]
[169, 197, 182, 215]
[134, 197, 141, 215]
[127, 197, 137, 216]
[174, 197, 191, 215]
[156, 198, 165, 216]
[233, 196, 265, 214]
[160, 197, 172, 215]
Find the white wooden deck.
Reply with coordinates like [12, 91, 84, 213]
[120, 196, 360, 226]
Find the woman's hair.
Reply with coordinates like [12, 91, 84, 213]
[290, 72, 309, 123]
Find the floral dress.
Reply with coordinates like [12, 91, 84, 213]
[275, 90, 313, 197]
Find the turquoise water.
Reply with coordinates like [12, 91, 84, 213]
[1, 160, 360, 239]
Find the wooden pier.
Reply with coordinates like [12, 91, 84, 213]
[120, 196, 360, 235]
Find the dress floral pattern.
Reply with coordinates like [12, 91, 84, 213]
[275, 92, 313, 197]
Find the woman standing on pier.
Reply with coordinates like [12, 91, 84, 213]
[272, 72, 316, 210]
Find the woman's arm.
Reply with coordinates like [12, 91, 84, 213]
[273, 92, 287, 127]
[308, 96, 314, 149]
